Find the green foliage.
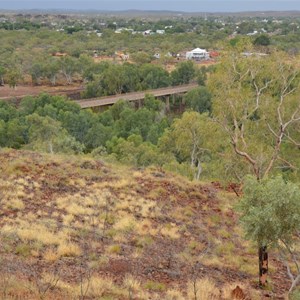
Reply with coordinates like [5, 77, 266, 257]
[253, 34, 271, 46]
[144, 281, 166, 291]
[82, 62, 170, 98]
[238, 176, 300, 247]
[139, 64, 170, 89]
[208, 50, 300, 181]
[131, 52, 152, 65]
[184, 86, 212, 113]
[144, 94, 164, 112]
[6, 68, 22, 89]
[159, 111, 220, 179]
[196, 66, 208, 86]
[0, 119, 6, 146]
[26, 113, 84, 154]
[291, 289, 300, 300]
[171, 61, 196, 85]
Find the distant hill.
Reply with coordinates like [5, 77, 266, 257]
[0, 9, 300, 18]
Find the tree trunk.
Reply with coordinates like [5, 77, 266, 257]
[259, 246, 268, 286]
[50, 75, 56, 86]
[48, 142, 54, 154]
[195, 161, 202, 180]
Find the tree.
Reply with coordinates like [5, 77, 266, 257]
[131, 52, 152, 65]
[0, 120, 6, 146]
[43, 58, 60, 86]
[6, 118, 27, 148]
[239, 176, 300, 294]
[0, 66, 6, 86]
[84, 123, 113, 151]
[159, 112, 219, 180]
[253, 34, 271, 47]
[7, 68, 22, 89]
[196, 66, 208, 86]
[58, 56, 78, 85]
[171, 61, 196, 85]
[209, 49, 300, 286]
[30, 63, 44, 85]
[209, 50, 300, 181]
[26, 113, 84, 154]
[184, 87, 212, 113]
[140, 64, 170, 89]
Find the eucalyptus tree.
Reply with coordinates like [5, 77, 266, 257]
[209, 45, 300, 285]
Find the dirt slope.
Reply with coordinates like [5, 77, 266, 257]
[0, 149, 289, 299]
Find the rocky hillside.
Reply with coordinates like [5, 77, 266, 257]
[0, 149, 289, 299]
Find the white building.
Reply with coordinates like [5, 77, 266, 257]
[186, 48, 209, 61]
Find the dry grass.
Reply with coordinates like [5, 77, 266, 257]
[0, 150, 266, 299]
[187, 277, 220, 300]
[5, 198, 25, 211]
[123, 274, 141, 292]
[44, 248, 60, 262]
[222, 282, 261, 300]
[113, 214, 137, 232]
[75, 276, 116, 298]
[161, 224, 181, 239]
[57, 242, 81, 257]
[165, 287, 185, 300]
[2, 221, 70, 246]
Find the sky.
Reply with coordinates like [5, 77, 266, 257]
[1, 1, 300, 12]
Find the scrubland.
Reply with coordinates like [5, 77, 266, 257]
[0, 149, 290, 299]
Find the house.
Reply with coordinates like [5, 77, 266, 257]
[143, 30, 152, 36]
[186, 48, 209, 61]
[156, 30, 165, 34]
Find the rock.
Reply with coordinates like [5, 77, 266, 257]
[231, 285, 246, 300]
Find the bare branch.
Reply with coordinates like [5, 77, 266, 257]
[277, 156, 299, 171]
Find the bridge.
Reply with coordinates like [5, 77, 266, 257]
[76, 83, 198, 109]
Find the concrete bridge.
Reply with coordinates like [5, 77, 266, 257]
[76, 83, 198, 109]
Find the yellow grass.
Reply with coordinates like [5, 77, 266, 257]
[161, 224, 180, 239]
[113, 214, 137, 232]
[2, 222, 70, 246]
[187, 277, 220, 300]
[44, 248, 60, 262]
[6, 198, 25, 211]
[165, 288, 185, 300]
[57, 242, 81, 257]
[123, 274, 141, 291]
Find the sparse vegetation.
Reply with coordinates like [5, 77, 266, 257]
[0, 149, 277, 299]
[1, 9, 300, 300]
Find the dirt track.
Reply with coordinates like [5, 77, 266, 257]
[0, 84, 84, 101]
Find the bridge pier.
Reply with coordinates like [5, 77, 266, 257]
[138, 99, 143, 109]
[165, 96, 170, 113]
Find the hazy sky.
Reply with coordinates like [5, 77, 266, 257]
[1, 1, 300, 12]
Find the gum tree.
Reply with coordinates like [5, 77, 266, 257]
[239, 176, 300, 294]
[209, 46, 300, 286]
